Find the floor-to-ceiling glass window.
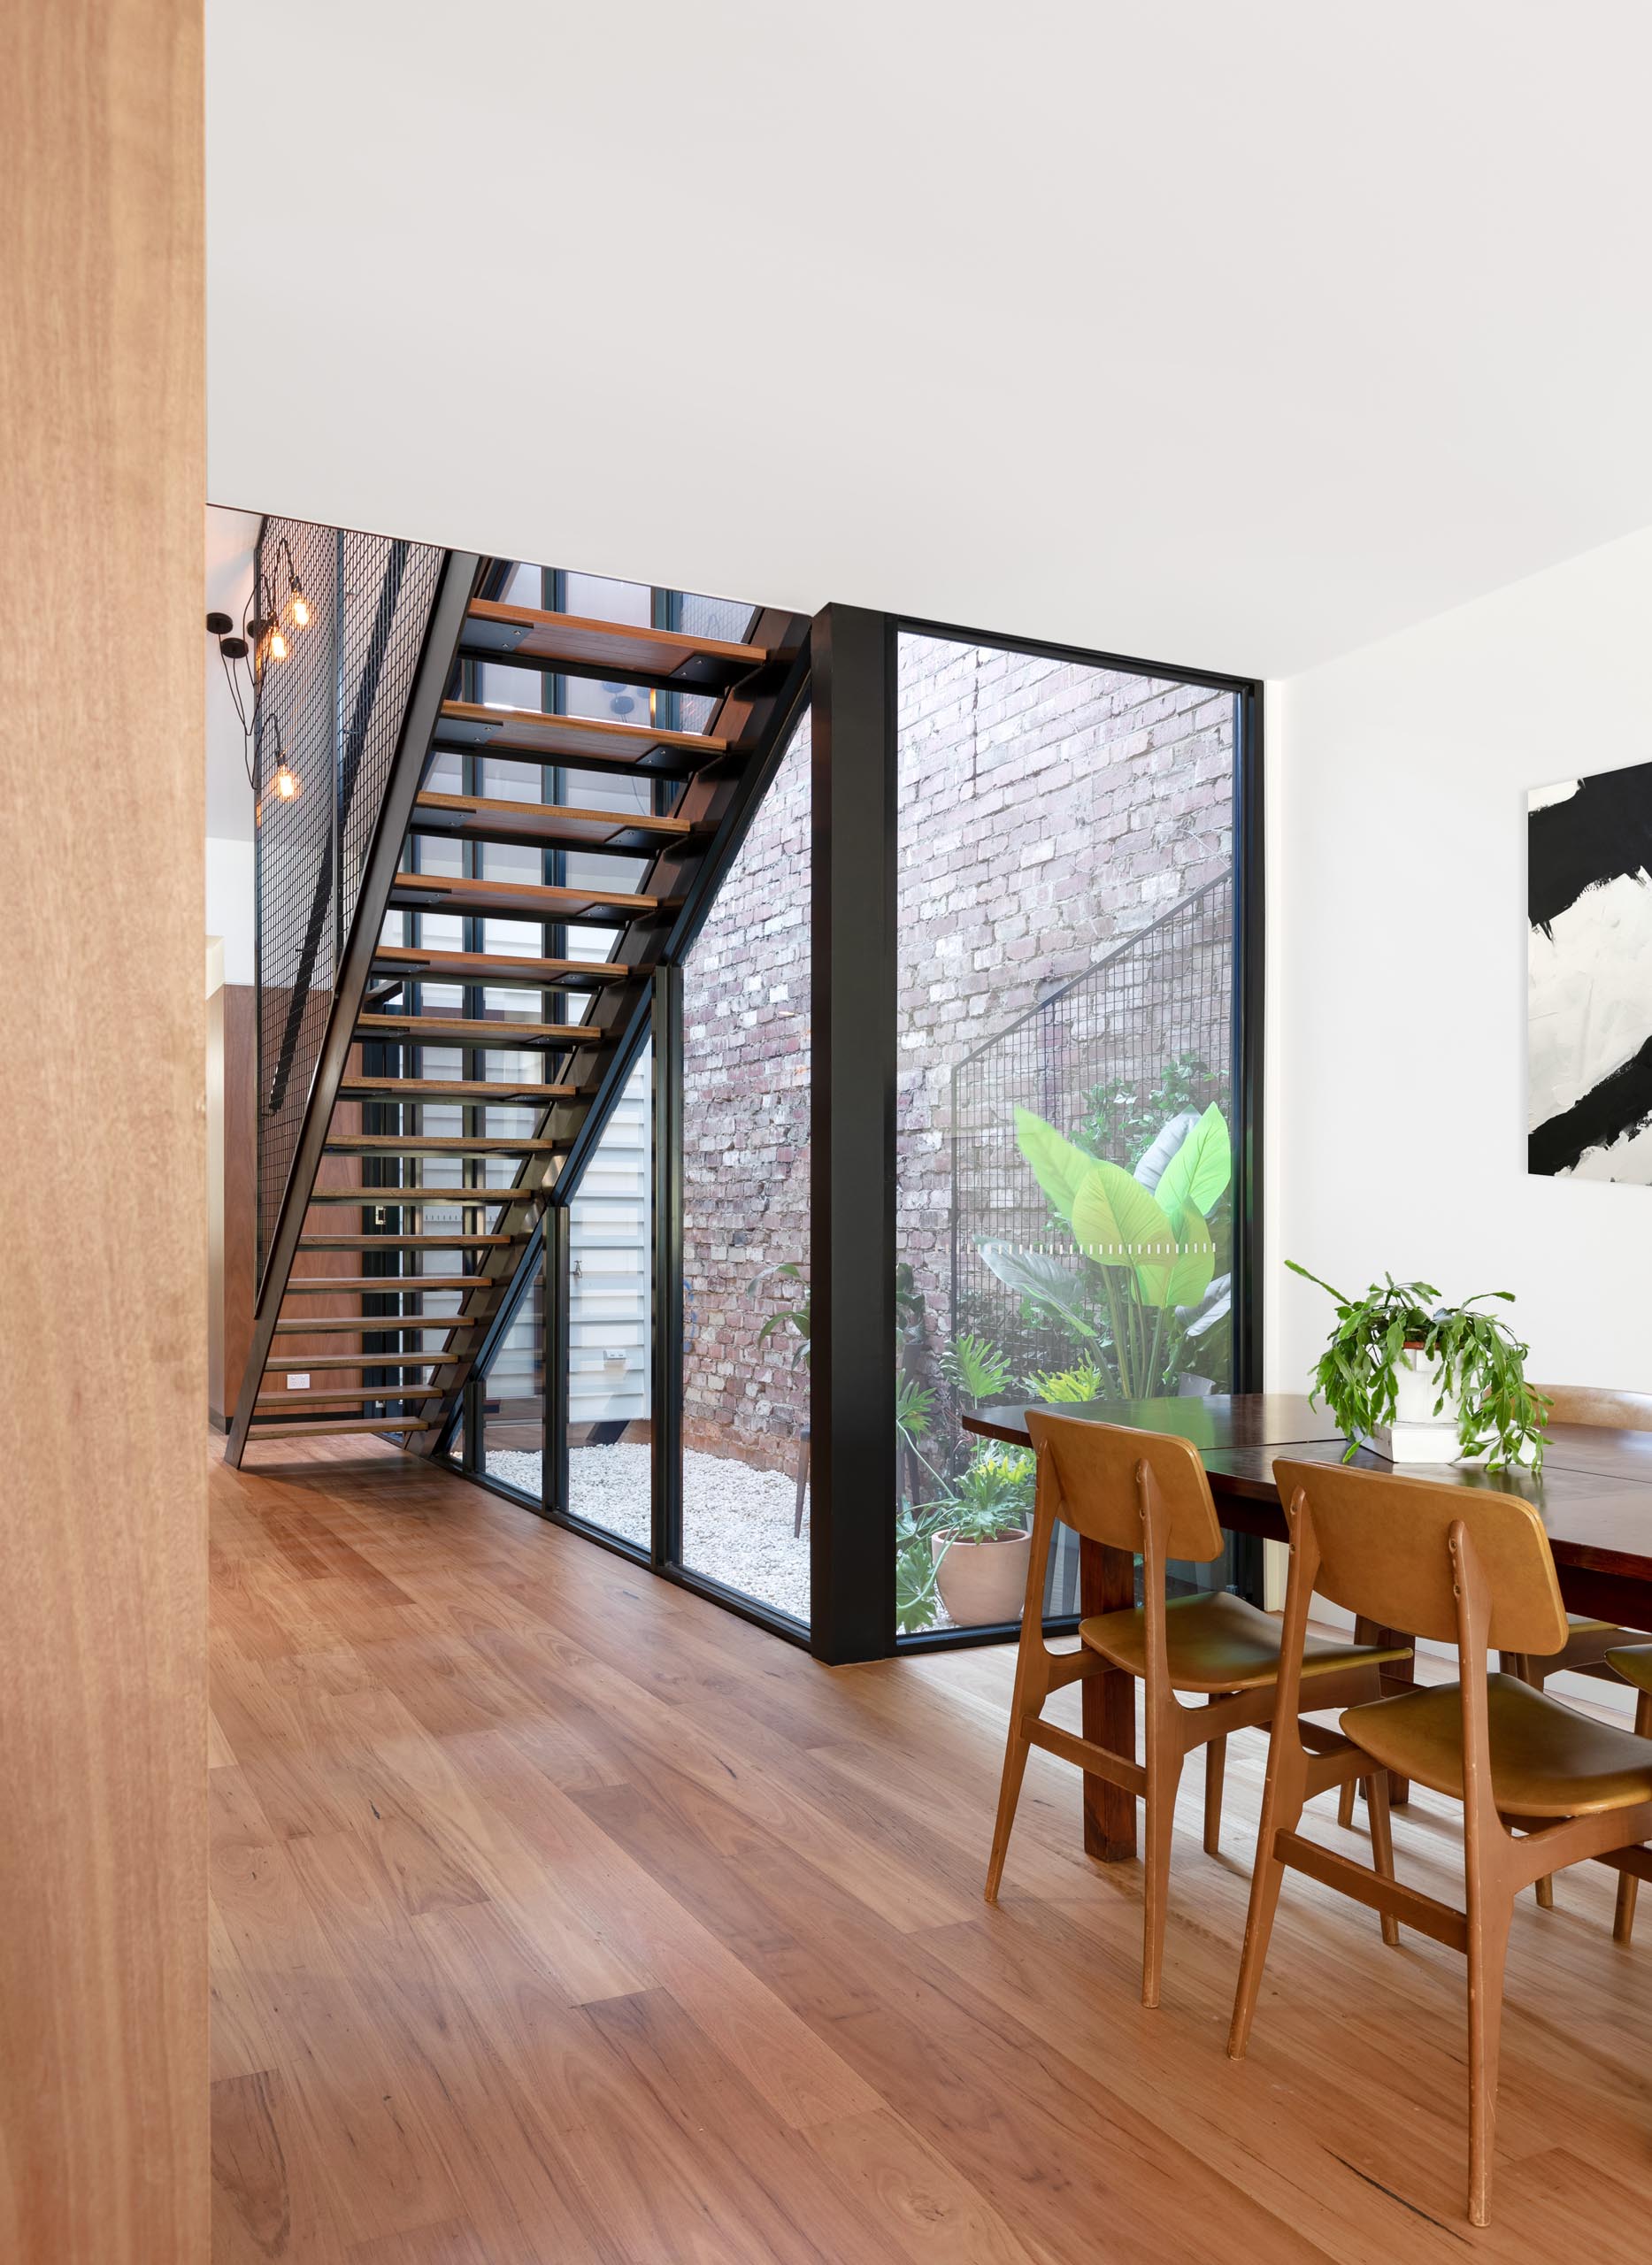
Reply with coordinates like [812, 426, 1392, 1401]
[677, 712, 811, 1628]
[892, 631, 1241, 1639]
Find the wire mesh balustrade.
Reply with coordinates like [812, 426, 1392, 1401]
[949, 873, 1234, 1386]
[251, 517, 445, 1272]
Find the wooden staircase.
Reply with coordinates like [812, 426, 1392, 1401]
[227, 564, 809, 1464]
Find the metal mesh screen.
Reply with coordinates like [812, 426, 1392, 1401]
[253, 517, 444, 1271]
[949, 873, 1233, 1378]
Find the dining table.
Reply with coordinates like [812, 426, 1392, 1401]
[961, 1390, 1652, 1864]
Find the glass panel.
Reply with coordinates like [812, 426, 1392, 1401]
[680, 714, 811, 1626]
[481, 1251, 544, 1500]
[565, 1043, 653, 1546]
[894, 632, 1238, 1637]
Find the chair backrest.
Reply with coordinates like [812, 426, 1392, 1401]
[1026, 1411, 1224, 1563]
[1531, 1382, 1652, 1433]
[1272, 1457, 1569, 1655]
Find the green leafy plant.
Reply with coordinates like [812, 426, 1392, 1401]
[1287, 1263, 1551, 1472]
[895, 1515, 941, 1635]
[989, 1101, 1233, 1398]
[1024, 1362, 1109, 1402]
[942, 1332, 1015, 1403]
[922, 1444, 1035, 1539]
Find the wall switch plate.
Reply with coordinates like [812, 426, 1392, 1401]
[288, 1373, 310, 1390]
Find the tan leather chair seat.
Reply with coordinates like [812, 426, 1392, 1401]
[1080, 1589, 1410, 1693]
[1607, 1643, 1652, 1694]
[1342, 1672, 1652, 1816]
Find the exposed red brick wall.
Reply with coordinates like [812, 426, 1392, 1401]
[680, 639, 1233, 1470]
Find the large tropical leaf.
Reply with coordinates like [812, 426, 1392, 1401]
[1070, 1161, 1178, 1289]
[1152, 1103, 1232, 1235]
[1155, 1201, 1217, 1309]
[1179, 1271, 1232, 1337]
[1133, 1110, 1197, 1194]
[1013, 1107, 1097, 1225]
[978, 1241, 1096, 1338]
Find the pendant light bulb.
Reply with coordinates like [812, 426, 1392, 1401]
[290, 587, 310, 628]
[272, 760, 301, 802]
[268, 624, 288, 663]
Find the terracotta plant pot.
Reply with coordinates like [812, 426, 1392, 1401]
[931, 1528, 1032, 1628]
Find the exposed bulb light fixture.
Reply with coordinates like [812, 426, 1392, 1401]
[267, 622, 288, 663]
[290, 588, 311, 628]
[271, 758, 301, 801]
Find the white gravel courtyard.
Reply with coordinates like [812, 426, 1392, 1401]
[486, 1440, 811, 1624]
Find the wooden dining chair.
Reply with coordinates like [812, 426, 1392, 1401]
[984, 1412, 1411, 2008]
[1229, 1458, 1652, 2227]
[1603, 1644, 1652, 1941]
[1496, 1383, 1652, 1907]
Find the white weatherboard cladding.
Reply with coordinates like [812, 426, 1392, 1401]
[568, 1054, 652, 1426]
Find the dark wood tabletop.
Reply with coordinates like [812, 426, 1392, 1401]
[964, 1390, 1652, 1612]
[963, 1391, 1652, 1866]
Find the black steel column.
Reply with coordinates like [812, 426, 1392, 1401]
[544, 1202, 571, 1516]
[651, 964, 683, 1570]
[810, 605, 897, 1664]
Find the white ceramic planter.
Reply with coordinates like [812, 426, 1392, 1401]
[1368, 1347, 1536, 1466]
[1369, 1347, 1465, 1464]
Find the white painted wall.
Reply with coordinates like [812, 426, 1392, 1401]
[206, 836, 256, 986]
[1269, 521, 1652, 1397]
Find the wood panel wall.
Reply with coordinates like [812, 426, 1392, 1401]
[0, 2, 207, 2259]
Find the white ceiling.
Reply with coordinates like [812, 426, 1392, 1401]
[206, 2, 1652, 680]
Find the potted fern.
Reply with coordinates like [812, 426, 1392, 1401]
[1288, 1264, 1550, 1470]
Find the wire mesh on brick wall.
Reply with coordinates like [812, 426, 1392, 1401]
[949, 874, 1233, 1378]
[253, 518, 444, 1271]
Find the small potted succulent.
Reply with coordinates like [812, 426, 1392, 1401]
[1288, 1263, 1550, 1470]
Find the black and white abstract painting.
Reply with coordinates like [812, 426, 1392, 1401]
[1528, 757, 1652, 1179]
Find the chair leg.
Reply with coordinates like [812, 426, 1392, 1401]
[1465, 1892, 1514, 2229]
[1365, 1770, 1400, 1948]
[1499, 1653, 1556, 1908]
[792, 1438, 810, 1539]
[1616, 1691, 1652, 1944]
[1228, 1746, 1302, 2059]
[1203, 1731, 1226, 1857]
[1337, 1778, 1356, 1830]
[984, 1710, 1033, 1904]
[1141, 1747, 1183, 2008]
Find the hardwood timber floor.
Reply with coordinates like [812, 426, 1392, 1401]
[211, 1434, 1652, 2264]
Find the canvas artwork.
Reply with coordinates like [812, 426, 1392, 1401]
[1528, 757, 1652, 1179]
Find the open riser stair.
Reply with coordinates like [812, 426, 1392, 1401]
[227, 549, 809, 1463]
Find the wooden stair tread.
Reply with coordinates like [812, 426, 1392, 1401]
[339, 1078, 578, 1101]
[357, 1014, 601, 1045]
[411, 791, 693, 853]
[243, 1417, 442, 1438]
[281, 1275, 482, 1294]
[255, 1387, 447, 1409]
[324, 1132, 561, 1153]
[371, 946, 627, 987]
[265, 1353, 459, 1371]
[459, 596, 766, 687]
[389, 871, 665, 921]
[436, 698, 729, 772]
[273, 1315, 486, 1332]
[304, 1183, 544, 1202]
[296, 1233, 519, 1249]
